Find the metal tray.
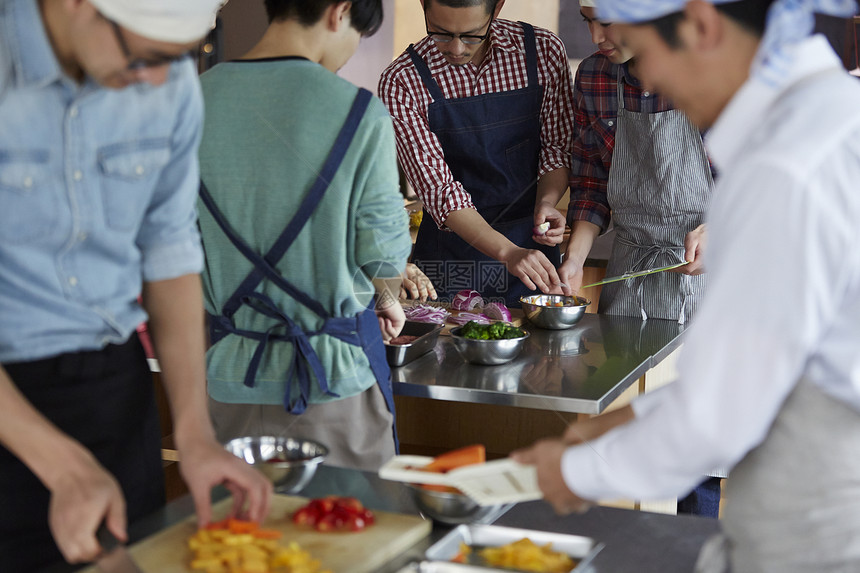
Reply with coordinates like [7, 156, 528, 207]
[424, 524, 604, 572]
[384, 321, 444, 367]
[397, 562, 515, 573]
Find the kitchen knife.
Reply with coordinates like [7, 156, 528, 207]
[95, 524, 143, 573]
[581, 261, 690, 289]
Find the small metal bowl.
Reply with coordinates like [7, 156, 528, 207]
[224, 436, 328, 493]
[406, 484, 503, 525]
[449, 326, 529, 365]
[384, 321, 444, 367]
[520, 294, 590, 330]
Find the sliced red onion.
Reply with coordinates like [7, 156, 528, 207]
[403, 304, 450, 324]
[533, 222, 550, 236]
[451, 289, 484, 311]
[482, 302, 512, 322]
[447, 312, 491, 325]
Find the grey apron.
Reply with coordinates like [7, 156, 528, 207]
[695, 377, 860, 573]
[599, 74, 712, 324]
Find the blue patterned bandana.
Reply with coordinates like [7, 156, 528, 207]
[595, 0, 858, 86]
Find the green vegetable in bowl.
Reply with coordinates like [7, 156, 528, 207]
[460, 321, 525, 340]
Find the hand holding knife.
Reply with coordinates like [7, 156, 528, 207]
[96, 523, 143, 573]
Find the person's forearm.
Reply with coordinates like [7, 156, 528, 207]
[564, 404, 635, 445]
[562, 220, 600, 266]
[0, 366, 93, 489]
[444, 208, 517, 261]
[141, 274, 215, 450]
[535, 168, 570, 211]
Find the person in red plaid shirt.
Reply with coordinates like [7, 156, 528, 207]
[378, 0, 575, 306]
[561, 1, 712, 325]
[561, 0, 719, 518]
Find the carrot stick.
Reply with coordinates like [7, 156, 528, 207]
[251, 529, 283, 540]
[204, 518, 231, 531]
[227, 518, 259, 534]
[422, 445, 486, 473]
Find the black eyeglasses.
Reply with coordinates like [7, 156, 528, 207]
[425, 15, 494, 45]
[108, 19, 194, 70]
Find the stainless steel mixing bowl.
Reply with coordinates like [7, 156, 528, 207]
[520, 294, 590, 330]
[224, 436, 328, 493]
[406, 484, 504, 525]
[449, 326, 529, 365]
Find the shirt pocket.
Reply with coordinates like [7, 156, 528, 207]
[589, 116, 616, 152]
[98, 139, 171, 232]
[0, 149, 56, 244]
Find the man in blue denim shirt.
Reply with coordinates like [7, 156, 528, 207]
[0, 0, 271, 570]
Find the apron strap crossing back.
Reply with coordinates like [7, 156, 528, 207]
[199, 88, 375, 414]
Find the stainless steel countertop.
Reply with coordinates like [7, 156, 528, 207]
[54, 464, 719, 573]
[392, 313, 686, 415]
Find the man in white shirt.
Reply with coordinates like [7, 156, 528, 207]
[514, 0, 860, 571]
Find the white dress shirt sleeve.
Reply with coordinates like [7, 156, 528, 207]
[561, 150, 857, 501]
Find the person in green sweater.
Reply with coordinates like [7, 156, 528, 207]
[197, 0, 411, 471]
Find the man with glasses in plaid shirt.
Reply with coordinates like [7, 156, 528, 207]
[0, 1, 271, 570]
[379, 0, 575, 306]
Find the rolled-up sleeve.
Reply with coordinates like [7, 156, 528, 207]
[378, 63, 476, 230]
[567, 67, 612, 232]
[537, 32, 575, 176]
[137, 60, 205, 282]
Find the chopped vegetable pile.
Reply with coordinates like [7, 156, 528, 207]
[454, 538, 575, 572]
[458, 321, 525, 340]
[452, 290, 484, 311]
[292, 496, 375, 532]
[188, 518, 330, 573]
[403, 303, 450, 324]
[447, 312, 491, 325]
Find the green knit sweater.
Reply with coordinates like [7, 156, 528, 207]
[198, 57, 410, 406]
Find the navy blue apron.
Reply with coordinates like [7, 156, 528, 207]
[0, 334, 163, 572]
[199, 88, 398, 450]
[407, 22, 560, 307]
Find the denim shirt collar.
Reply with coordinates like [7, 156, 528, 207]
[8, 0, 65, 89]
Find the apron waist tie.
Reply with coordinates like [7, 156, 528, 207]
[208, 291, 373, 414]
[615, 236, 690, 323]
[210, 304, 400, 449]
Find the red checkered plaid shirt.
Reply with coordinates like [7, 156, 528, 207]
[379, 19, 575, 229]
[568, 53, 688, 231]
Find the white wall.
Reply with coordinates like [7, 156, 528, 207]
[339, 0, 396, 94]
[217, 0, 562, 93]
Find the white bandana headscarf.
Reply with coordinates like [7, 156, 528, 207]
[595, 0, 858, 86]
[89, 0, 226, 44]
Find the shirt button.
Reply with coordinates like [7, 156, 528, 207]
[78, 232, 87, 242]
[643, 91, 651, 97]
[69, 106, 79, 118]
[608, 120, 614, 126]
[73, 170, 83, 181]
[68, 276, 78, 287]
[135, 165, 145, 175]
[23, 177, 33, 188]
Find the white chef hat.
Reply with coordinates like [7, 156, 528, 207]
[595, 0, 857, 88]
[579, 0, 597, 7]
[89, 0, 227, 44]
